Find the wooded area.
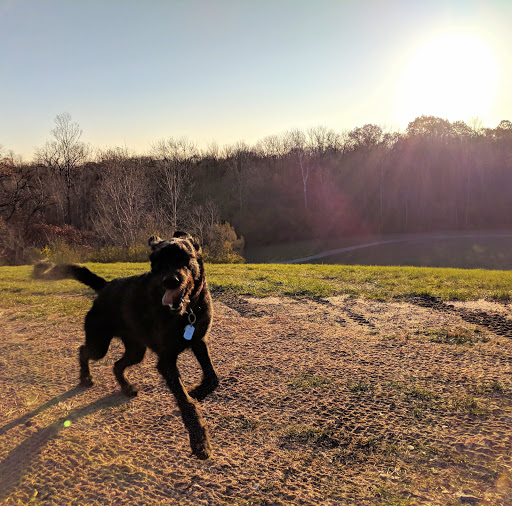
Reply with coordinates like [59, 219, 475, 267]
[1, 113, 512, 264]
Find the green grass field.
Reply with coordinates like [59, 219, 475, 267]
[1, 263, 511, 310]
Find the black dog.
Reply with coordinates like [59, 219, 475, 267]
[32, 232, 218, 459]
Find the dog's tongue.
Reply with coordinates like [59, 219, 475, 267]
[162, 288, 181, 307]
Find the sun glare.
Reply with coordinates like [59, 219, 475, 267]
[396, 32, 498, 125]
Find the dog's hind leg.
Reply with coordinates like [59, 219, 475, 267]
[188, 340, 219, 401]
[157, 354, 212, 460]
[79, 311, 114, 387]
[114, 340, 146, 397]
[79, 334, 112, 387]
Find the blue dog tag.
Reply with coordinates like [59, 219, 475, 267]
[184, 325, 195, 340]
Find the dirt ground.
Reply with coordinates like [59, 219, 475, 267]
[1, 294, 512, 505]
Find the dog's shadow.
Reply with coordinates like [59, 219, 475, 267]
[0, 387, 131, 501]
[0, 385, 86, 437]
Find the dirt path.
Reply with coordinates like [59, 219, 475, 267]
[1, 296, 512, 504]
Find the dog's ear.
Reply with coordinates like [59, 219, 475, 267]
[190, 236, 202, 253]
[173, 231, 201, 253]
[148, 236, 163, 250]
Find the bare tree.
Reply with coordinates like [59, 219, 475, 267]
[284, 129, 311, 209]
[201, 141, 220, 161]
[224, 141, 254, 215]
[35, 113, 90, 224]
[256, 134, 287, 159]
[307, 125, 342, 155]
[306, 126, 343, 204]
[0, 150, 51, 263]
[93, 148, 152, 246]
[188, 200, 220, 246]
[0, 151, 49, 226]
[151, 137, 198, 229]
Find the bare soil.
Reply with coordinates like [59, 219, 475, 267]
[1, 295, 512, 505]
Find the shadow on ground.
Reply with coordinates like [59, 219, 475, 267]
[0, 389, 130, 500]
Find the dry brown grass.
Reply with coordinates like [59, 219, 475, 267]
[1, 294, 512, 505]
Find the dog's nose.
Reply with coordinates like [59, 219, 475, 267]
[163, 274, 181, 289]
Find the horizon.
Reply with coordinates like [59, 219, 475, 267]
[1, 113, 510, 163]
[2, 0, 512, 159]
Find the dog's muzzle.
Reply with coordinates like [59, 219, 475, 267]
[162, 287, 185, 311]
[161, 274, 186, 311]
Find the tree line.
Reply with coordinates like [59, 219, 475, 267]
[1, 113, 512, 264]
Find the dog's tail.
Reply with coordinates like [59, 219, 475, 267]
[32, 260, 107, 292]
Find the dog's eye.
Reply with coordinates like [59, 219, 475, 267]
[174, 251, 191, 267]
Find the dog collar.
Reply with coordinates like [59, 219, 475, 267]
[185, 307, 197, 325]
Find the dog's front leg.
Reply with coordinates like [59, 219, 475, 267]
[157, 355, 212, 460]
[189, 339, 219, 401]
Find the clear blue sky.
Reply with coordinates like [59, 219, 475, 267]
[2, 0, 512, 158]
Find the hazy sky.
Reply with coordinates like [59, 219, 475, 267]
[2, 0, 512, 158]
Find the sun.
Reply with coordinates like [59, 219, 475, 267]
[396, 32, 498, 125]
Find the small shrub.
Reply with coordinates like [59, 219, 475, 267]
[37, 238, 84, 264]
[204, 222, 245, 263]
[85, 243, 150, 263]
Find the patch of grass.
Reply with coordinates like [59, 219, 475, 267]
[0, 264, 148, 321]
[489, 291, 512, 302]
[373, 485, 413, 506]
[387, 381, 438, 403]
[216, 414, 259, 431]
[331, 436, 404, 463]
[289, 373, 334, 390]
[404, 385, 437, 402]
[387, 381, 488, 417]
[469, 379, 510, 395]
[206, 263, 512, 301]
[489, 379, 508, 393]
[282, 424, 341, 448]
[427, 326, 490, 346]
[355, 436, 379, 450]
[447, 394, 487, 416]
[347, 381, 374, 393]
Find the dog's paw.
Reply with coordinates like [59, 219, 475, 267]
[79, 376, 94, 388]
[121, 384, 139, 397]
[189, 378, 219, 401]
[189, 429, 212, 460]
[190, 439, 212, 460]
[188, 385, 206, 401]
